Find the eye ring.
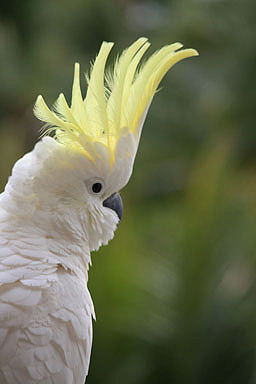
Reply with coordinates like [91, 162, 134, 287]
[86, 177, 105, 196]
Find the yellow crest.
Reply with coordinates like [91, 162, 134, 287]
[34, 38, 198, 164]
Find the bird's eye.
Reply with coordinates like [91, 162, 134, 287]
[92, 182, 102, 194]
[86, 177, 105, 196]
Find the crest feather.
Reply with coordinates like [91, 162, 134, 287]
[85, 42, 114, 141]
[34, 38, 198, 165]
[106, 38, 147, 139]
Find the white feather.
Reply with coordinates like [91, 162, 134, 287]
[0, 138, 116, 383]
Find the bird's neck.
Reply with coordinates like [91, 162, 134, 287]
[0, 205, 92, 280]
[0, 138, 92, 280]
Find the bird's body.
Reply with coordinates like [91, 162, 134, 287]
[0, 38, 198, 383]
[0, 138, 96, 383]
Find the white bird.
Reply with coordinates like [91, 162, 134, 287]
[0, 38, 198, 383]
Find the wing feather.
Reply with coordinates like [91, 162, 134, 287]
[0, 242, 94, 383]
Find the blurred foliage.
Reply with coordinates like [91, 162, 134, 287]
[0, 0, 256, 383]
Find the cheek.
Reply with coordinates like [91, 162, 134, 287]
[88, 209, 119, 252]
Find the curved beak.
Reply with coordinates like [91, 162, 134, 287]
[103, 192, 123, 221]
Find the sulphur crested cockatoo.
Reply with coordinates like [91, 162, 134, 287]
[0, 38, 197, 383]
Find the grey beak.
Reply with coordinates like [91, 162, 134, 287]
[103, 192, 123, 221]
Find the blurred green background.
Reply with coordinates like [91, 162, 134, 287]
[1, 0, 256, 383]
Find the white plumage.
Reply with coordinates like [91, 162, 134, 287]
[0, 38, 198, 383]
[0, 139, 98, 383]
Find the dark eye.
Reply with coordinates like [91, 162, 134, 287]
[86, 177, 105, 196]
[92, 182, 103, 194]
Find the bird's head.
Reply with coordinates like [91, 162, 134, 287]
[31, 37, 198, 252]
